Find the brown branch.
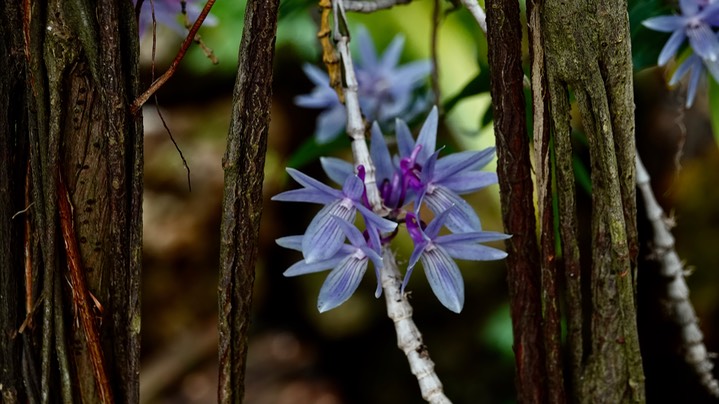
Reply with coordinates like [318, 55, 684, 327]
[58, 174, 114, 404]
[130, 0, 217, 114]
[485, 1, 547, 403]
[318, 0, 344, 102]
[527, 0, 565, 402]
[217, 0, 279, 399]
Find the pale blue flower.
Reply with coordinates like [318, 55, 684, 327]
[643, 0, 719, 65]
[403, 208, 510, 313]
[277, 217, 384, 312]
[272, 168, 396, 263]
[295, 28, 432, 144]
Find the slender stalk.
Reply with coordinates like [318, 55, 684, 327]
[636, 154, 719, 398]
[381, 248, 451, 404]
[130, 0, 217, 114]
[342, 0, 412, 12]
[331, 3, 449, 401]
[333, 3, 386, 214]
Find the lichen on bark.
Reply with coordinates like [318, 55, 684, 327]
[541, 0, 644, 402]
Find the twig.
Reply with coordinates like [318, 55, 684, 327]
[459, 0, 530, 89]
[181, 0, 219, 64]
[458, 0, 486, 33]
[342, 0, 412, 13]
[381, 248, 451, 404]
[331, 3, 449, 401]
[130, 0, 217, 114]
[24, 164, 33, 329]
[319, 0, 344, 102]
[58, 174, 114, 403]
[333, 0, 386, 214]
[635, 153, 719, 398]
[430, 0, 441, 108]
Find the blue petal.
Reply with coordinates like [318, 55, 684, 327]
[285, 168, 342, 198]
[276, 235, 304, 251]
[316, 106, 347, 144]
[392, 61, 432, 87]
[370, 123, 395, 183]
[424, 205, 455, 240]
[687, 23, 719, 61]
[395, 118, 415, 158]
[679, 0, 699, 16]
[420, 245, 464, 313]
[642, 16, 686, 32]
[380, 35, 405, 70]
[356, 27, 379, 68]
[437, 231, 511, 245]
[442, 243, 508, 261]
[295, 93, 336, 109]
[434, 148, 496, 182]
[424, 185, 482, 232]
[686, 59, 704, 108]
[704, 57, 719, 83]
[284, 256, 344, 276]
[302, 63, 332, 86]
[402, 241, 427, 291]
[333, 216, 367, 247]
[303, 200, 356, 263]
[320, 157, 354, 185]
[441, 171, 498, 194]
[669, 54, 699, 85]
[317, 255, 369, 312]
[356, 203, 398, 233]
[342, 175, 365, 200]
[271, 188, 337, 204]
[416, 107, 438, 164]
[420, 150, 441, 186]
[659, 30, 687, 66]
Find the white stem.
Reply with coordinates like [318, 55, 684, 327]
[636, 153, 719, 398]
[458, 0, 486, 34]
[381, 247, 452, 404]
[332, 5, 449, 401]
[342, 0, 411, 12]
[333, 1, 387, 215]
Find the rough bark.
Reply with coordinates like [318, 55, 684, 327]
[485, 1, 548, 403]
[0, 1, 142, 402]
[542, 0, 644, 402]
[217, 0, 279, 401]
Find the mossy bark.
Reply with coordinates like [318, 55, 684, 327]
[487, 0, 645, 402]
[0, 2, 142, 402]
[541, 0, 644, 402]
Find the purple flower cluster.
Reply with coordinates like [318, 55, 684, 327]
[295, 28, 432, 144]
[273, 107, 508, 313]
[134, 0, 218, 38]
[644, 0, 719, 107]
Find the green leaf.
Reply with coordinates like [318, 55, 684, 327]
[572, 156, 592, 195]
[444, 63, 491, 113]
[709, 79, 719, 146]
[628, 0, 674, 72]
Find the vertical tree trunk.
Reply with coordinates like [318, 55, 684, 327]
[485, 1, 548, 403]
[217, 0, 279, 401]
[487, 0, 645, 402]
[0, 2, 142, 402]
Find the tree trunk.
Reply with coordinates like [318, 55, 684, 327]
[0, 2, 142, 402]
[486, 0, 646, 402]
[217, 0, 279, 401]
